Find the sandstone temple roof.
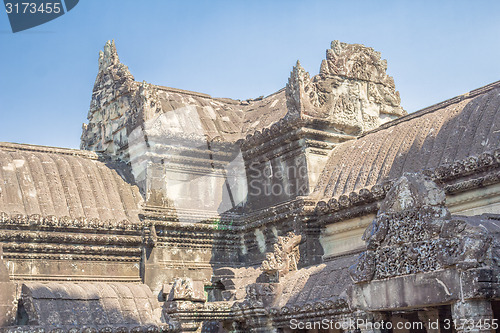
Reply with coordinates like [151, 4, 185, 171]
[1, 40, 500, 332]
[313, 80, 500, 199]
[0, 142, 142, 223]
[151, 85, 288, 142]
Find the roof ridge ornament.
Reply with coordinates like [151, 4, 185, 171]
[98, 40, 120, 71]
[285, 40, 406, 135]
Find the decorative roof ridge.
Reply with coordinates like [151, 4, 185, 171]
[0, 142, 99, 159]
[313, 149, 500, 220]
[0, 212, 141, 230]
[153, 84, 286, 105]
[361, 79, 500, 137]
[153, 84, 212, 99]
[263, 87, 286, 99]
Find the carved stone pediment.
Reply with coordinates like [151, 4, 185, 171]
[168, 277, 206, 302]
[285, 41, 406, 135]
[350, 173, 493, 283]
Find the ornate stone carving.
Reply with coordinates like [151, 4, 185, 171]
[285, 61, 319, 116]
[350, 173, 493, 283]
[285, 41, 406, 135]
[260, 232, 302, 281]
[170, 277, 206, 302]
[242, 283, 277, 308]
[143, 224, 158, 248]
[81, 40, 138, 155]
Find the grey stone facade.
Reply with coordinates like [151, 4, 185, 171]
[0, 40, 500, 332]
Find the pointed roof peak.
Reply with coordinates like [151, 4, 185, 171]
[98, 39, 120, 72]
[288, 59, 309, 82]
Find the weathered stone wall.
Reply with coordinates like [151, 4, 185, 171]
[0, 247, 16, 327]
[349, 173, 499, 311]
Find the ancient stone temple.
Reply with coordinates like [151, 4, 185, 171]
[0, 39, 499, 332]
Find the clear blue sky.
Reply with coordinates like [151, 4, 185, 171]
[1, 0, 499, 149]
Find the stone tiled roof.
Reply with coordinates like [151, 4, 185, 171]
[274, 253, 356, 308]
[313, 81, 500, 199]
[21, 282, 161, 326]
[153, 85, 288, 142]
[213, 253, 356, 309]
[0, 142, 142, 223]
[240, 89, 288, 137]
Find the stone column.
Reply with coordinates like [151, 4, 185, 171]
[452, 300, 495, 333]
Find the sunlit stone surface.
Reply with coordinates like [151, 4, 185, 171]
[0, 40, 500, 332]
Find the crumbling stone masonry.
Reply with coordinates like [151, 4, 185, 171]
[1, 40, 500, 332]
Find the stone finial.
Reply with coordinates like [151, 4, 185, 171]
[94, 40, 134, 84]
[285, 61, 318, 117]
[82, 40, 136, 151]
[98, 40, 120, 72]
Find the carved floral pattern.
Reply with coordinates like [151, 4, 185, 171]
[350, 173, 493, 283]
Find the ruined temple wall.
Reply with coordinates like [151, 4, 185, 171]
[143, 228, 241, 299]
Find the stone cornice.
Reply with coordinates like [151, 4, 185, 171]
[239, 117, 354, 156]
[0, 229, 141, 246]
[0, 324, 177, 332]
[0, 142, 99, 160]
[4, 253, 140, 262]
[0, 212, 142, 232]
[3, 242, 141, 257]
[268, 298, 350, 326]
